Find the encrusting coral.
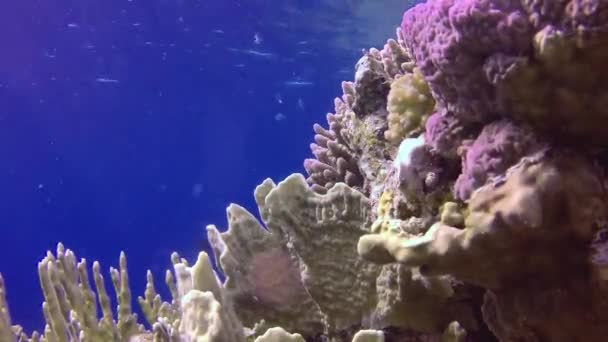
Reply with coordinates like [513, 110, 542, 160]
[3, 0, 608, 341]
[384, 68, 435, 144]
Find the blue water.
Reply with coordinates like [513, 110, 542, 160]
[0, 0, 409, 331]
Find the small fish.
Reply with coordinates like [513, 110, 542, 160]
[95, 78, 120, 83]
[192, 183, 204, 198]
[253, 32, 263, 45]
[297, 98, 305, 111]
[234, 63, 245, 68]
[67, 23, 79, 28]
[212, 29, 225, 34]
[284, 80, 314, 87]
[275, 93, 283, 104]
[227, 47, 275, 58]
[275, 112, 286, 121]
[243, 49, 274, 58]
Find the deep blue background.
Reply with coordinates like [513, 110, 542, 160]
[0, 0, 413, 332]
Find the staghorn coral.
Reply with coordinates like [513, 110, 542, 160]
[0, 276, 13, 342]
[351, 30, 415, 118]
[304, 31, 415, 196]
[303, 83, 364, 195]
[0, 244, 244, 342]
[351, 52, 391, 117]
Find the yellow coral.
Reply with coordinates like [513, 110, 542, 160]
[384, 68, 435, 144]
[370, 191, 400, 234]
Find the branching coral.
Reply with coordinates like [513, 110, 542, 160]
[23, 244, 143, 341]
[303, 83, 364, 195]
[0, 174, 475, 342]
[304, 31, 416, 196]
[351, 29, 414, 118]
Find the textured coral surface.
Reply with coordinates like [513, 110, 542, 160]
[2, 0, 608, 341]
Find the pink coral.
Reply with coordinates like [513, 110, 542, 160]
[401, 0, 608, 146]
[453, 120, 541, 201]
[401, 0, 533, 124]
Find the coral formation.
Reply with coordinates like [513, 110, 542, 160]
[384, 68, 435, 144]
[3, 0, 608, 341]
[303, 83, 365, 195]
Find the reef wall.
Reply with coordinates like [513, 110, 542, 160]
[2, 0, 608, 341]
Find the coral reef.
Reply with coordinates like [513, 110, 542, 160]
[303, 86, 364, 195]
[385, 68, 435, 144]
[3, 0, 608, 341]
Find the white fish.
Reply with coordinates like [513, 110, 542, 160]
[95, 78, 120, 83]
[275, 113, 286, 121]
[284, 80, 314, 87]
[253, 32, 263, 45]
[67, 23, 79, 28]
[297, 98, 305, 111]
[192, 183, 204, 198]
[212, 29, 224, 34]
[243, 49, 274, 58]
[275, 93, 283, 104]
[227, 47, 275, 58]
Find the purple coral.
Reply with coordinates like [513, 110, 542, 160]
[401, 0, 533, 124]
[521, 0, 608, 42]
[453, 120, 540, 201]
[303, 112, 363, 194]
[424, 111, 475, 159]
[402, 0, 608, 145]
